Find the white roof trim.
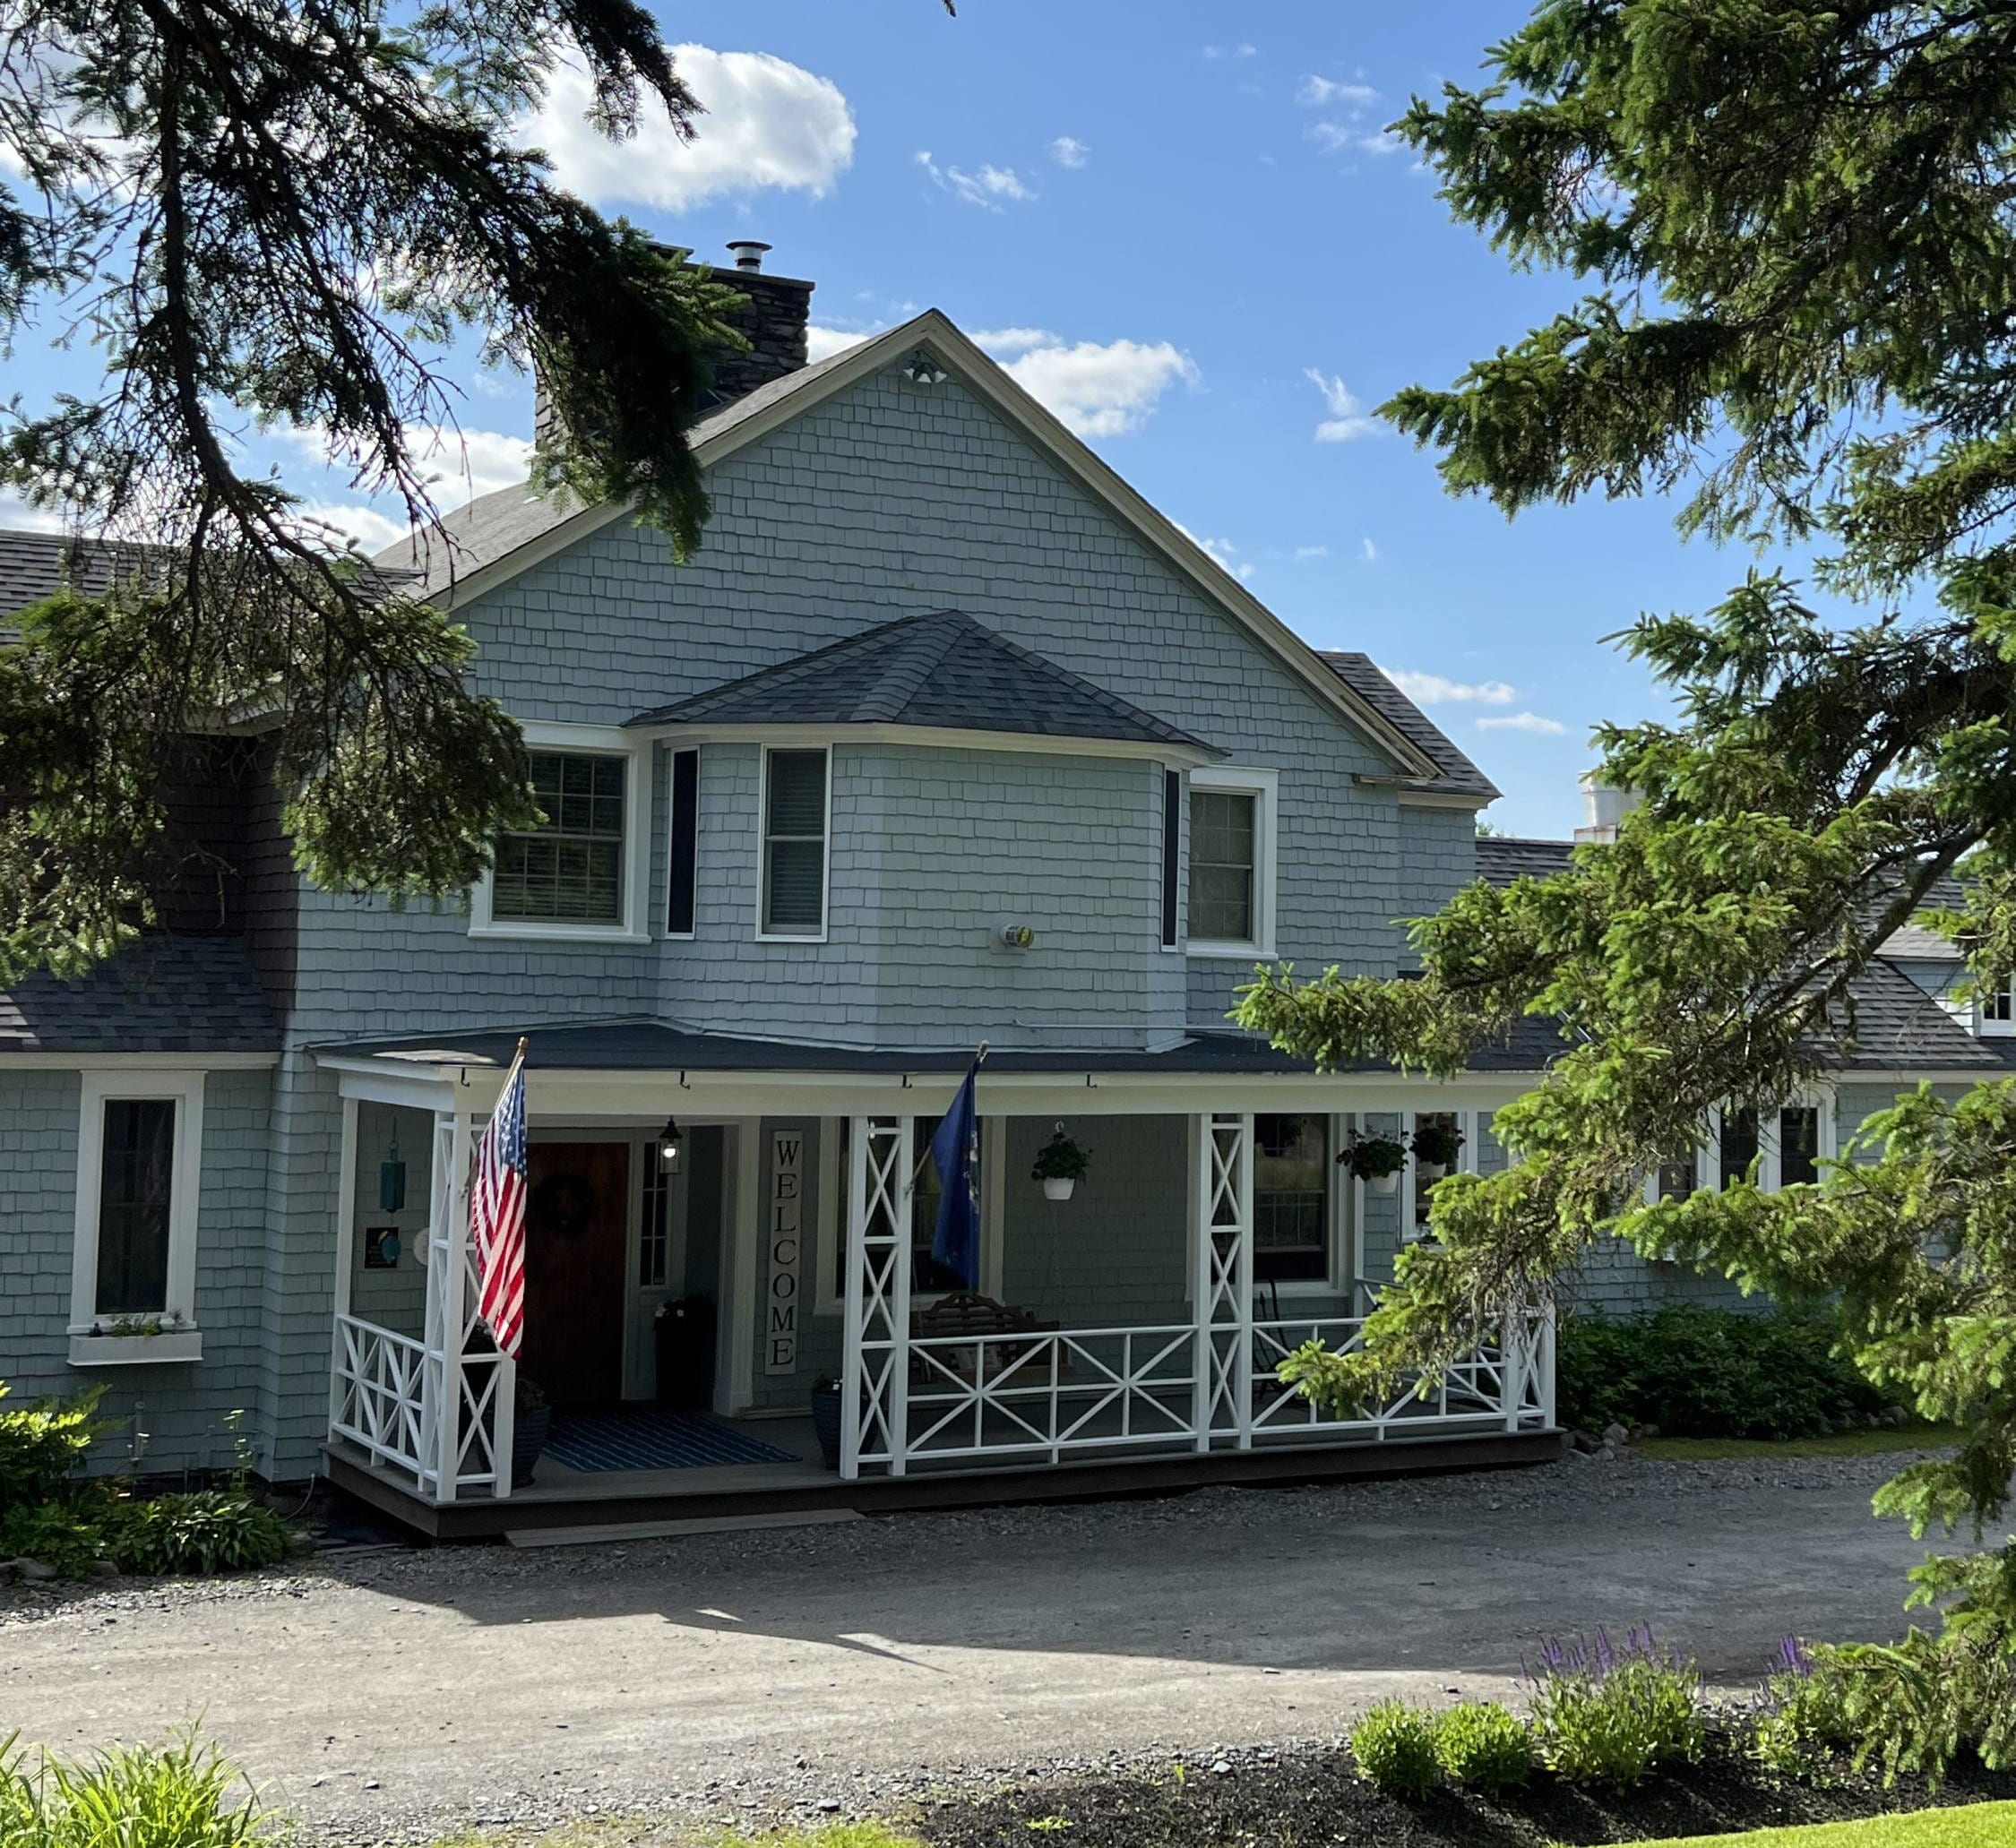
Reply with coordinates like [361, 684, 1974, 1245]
[427, 310, 1442, 785]
[629, 719, 1218, 766]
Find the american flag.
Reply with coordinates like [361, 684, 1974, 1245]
[470, 1040, 530, 1357]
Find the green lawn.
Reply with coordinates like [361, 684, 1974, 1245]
[1636, 1423, 1964, 1461]
[1624, 1801, 2016, 1846]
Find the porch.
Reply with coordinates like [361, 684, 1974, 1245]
[314, 1031, 1559, 1533]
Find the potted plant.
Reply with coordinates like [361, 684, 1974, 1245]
[1340, 1131, 1408, 1195]
[511, 1372, 550, 1489]
[1031, 1123, 1091, 1201]
[810, 1374, 842, 1470]
[1410, 1116, 1466, 1175]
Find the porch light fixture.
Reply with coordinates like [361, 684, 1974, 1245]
[658, 1115, 685, 1173]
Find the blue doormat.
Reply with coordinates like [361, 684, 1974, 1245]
[543, 1408, 802, 1474]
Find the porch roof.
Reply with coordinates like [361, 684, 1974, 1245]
[311, 1016, 1566, 1078]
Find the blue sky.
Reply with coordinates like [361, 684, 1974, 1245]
[6, 2, 1811, 837]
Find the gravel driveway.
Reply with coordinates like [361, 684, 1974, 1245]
[0, 1451, 1937, 1844]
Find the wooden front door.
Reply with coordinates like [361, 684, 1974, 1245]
[519, 1142, 630, 1408]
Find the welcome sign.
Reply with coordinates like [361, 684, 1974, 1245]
[767, 1129, 804, 1374]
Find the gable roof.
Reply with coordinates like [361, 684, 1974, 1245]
[1477, 836, 1576, 884]
[374, 309, 1446, 786]
[1320, 653, 1500, 802]
[628, 607, 1219, 757]
[1, 936, 280, 1054]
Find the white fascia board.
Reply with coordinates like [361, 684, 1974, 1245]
[0, 1051, 278, 1070]
[628, 720, 1218, 768]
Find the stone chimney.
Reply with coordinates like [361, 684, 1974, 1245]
[1573, 770, 1641, 845]
[533, 239, 814, 451]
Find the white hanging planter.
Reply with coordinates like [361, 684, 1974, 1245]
[1041, 1175, 1076, 1202]
[1367, 1171, 1400, 1197]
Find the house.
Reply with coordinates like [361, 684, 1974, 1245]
[2, 247, 1984, 1536]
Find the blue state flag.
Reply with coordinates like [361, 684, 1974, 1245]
[928, 1053, 984, 1290]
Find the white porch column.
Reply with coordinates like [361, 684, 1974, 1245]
[840, 1114, 913, 1479]
[327, 1098, 358, 1448]
[1192, 1112, 1255, 1452]
[418, 1109, 464, 1501]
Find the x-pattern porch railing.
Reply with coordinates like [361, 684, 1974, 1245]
[332, 1313, 434, 1489]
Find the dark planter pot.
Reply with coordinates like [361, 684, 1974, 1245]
[810, 1387, 842, 1471]
[512, 1404, 551, 1489]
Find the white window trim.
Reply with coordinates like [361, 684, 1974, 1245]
[755, 743, 833, 944]
[1978, 975, 2016, 1036]
[1185, 765, 1278, 958]
[69, 1070, 207, 1354]
[1400, 1108, 1479, 1247]
[1650, 1095, 1838, 1199]
[470, 720, 653, 943]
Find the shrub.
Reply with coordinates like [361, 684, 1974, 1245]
[1349, 1700, 1440, 1795]
[1556, 1303, 1881, 1440]
[0, 1384, 106, 1514]
[1433, 1701, 1534, 1792]
[106, 1492, 293, 1577]
[1751, 1637, 1857, 1777]
[0, 1501, 116, 1578]
[1, 1732, 265, 1848]
[1528, 1627, 1705, 1784]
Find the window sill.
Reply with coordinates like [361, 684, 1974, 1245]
[68, 1329, 203, 1366]
[1185, 941, 1276, 961]
[754, 931, 830, 945]
[469, 922, 651, 945]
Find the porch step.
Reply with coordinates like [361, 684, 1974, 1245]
[504, 1508, 866, 1548]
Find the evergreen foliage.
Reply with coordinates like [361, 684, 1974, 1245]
[0, 0, 754, 976]
[1235, 1, 2016, 1777]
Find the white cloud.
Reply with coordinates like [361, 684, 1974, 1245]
[1048, 135, 1090, 169]
[281, 423, 533, 513]
[1305, 368, 1378, 442]
[916, 150, 1035, 210]
[985, 332, 1199, 438]
[521, 46, 854, 210]
[1294, 544, 1329, 561]
[806, 323, 878, 363]
[1359, 537, 1379, 563]
[1202, 43, 1257, 60]
[0, 493, 71, 535]
[1174, 523, 1255, 583]
[1310, 122, 1404, 159]
[1478, 711, 1570, 735]
[299, 502, 411, 554]
[1383, 670, 1517, 707]
[1298, 75, 1379, 108]
[970, 326, 1054, 354]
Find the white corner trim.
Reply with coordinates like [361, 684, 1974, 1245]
[1185, 765, 1279, 960]
[471, 720, 653, 942]
[70, 1069, 207, 1336]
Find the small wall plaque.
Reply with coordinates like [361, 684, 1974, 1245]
[364, 1225, 402, 1269]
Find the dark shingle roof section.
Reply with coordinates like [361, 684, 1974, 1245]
[323, 1015, 1564, 1078]
[630, 608, 1221, 755]
[0, 936, 281, 1053]
[1318, 653, 1501, 802]
[1477, 836, 1576, 886]
[1828, 960, 2005, 1071]
[0, 532, 172, 630]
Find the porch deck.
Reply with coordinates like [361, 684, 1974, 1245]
[325, 1418, 1564, 1542]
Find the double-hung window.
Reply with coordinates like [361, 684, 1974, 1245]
[476, 723, 650, 939]
[1185, 767, 1277, 955]
[1982, 976, 2016, 1036]
[1253, 1113, 1331, 1283]
[70, 1071, 206, 1353]
[760, 747, 830, 940]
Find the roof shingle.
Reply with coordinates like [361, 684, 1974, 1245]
[1318, 653, 1501, 802]
[628, 608, 1220, 754]
[0, 936, 280, 1053]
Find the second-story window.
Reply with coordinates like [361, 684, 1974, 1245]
[493, 751, 627, 924]
[761, 746, 829, 939]
[1983, 976, 2016, 1035]
[1185, 767, 1276, 955]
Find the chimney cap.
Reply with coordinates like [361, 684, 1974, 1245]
[726, 239, 772, 272]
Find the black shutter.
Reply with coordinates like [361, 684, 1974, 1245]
[667, 748, 700, 935]
[1160, 769, 1181, 948]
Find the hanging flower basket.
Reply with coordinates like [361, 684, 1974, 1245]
[1410, 1117, 1467, 1173]
[1032, 1122, 1090, 1201]
[1341, 1132, 1407, 1194]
